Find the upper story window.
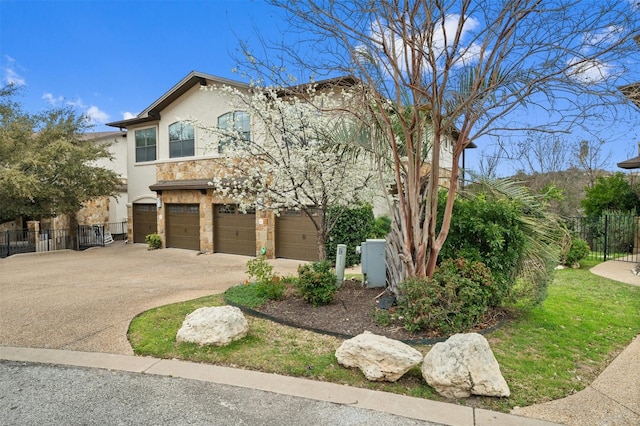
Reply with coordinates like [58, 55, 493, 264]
[135, 127, 157, 162]
[217, 111, 250, 153]
[169, 121, 195, 158]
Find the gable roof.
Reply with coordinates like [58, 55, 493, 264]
[106, 71, 249, 129]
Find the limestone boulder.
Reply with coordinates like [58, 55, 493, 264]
[335, 331, 423, 382]
[176, 305, 248, 346]
[422, 333, 510, 399]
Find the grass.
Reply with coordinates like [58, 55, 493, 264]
[128, 259, 640, 412]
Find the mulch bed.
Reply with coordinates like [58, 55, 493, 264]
[247, 279, 507, 343]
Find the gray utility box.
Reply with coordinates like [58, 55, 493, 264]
[359, 239, 386, 288]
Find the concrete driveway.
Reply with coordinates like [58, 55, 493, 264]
[0, 242, 303, 355]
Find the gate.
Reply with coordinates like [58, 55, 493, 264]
[566, 215, 639, 262]
[0, 225, 108, 259]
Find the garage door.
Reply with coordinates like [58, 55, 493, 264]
[214, 204, 256, 256]
[166, 204, 200, 251]
[133, 204, 157, 243]
[276, 209, 319, 261]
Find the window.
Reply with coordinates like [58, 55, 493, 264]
[169, 122, 195, 158]
[217, 111, 250, 153]
[135, 128, 157, 162]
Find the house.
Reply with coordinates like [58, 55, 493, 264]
[77, 131, 128, 228]
[108, 72, 287, 257]
[36, 131, 128, 234]
[107, 71, 461, 260]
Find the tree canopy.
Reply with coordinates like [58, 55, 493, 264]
[243, 0, 639, 288]
[0, 86, 121, 222]
[582, 172, 640, 217]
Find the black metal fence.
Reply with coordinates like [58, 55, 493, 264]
[0, 222, 127, 259]
[566, 214, 639, 263]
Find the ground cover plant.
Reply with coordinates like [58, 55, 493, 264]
[128, 260, 640, 412]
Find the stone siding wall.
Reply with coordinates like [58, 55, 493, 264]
[76, 197, 110, 225]
[0, 219, 20, 233]
[157, 158, 231, 181]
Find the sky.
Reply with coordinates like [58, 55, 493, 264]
[1, 0, 639, 176]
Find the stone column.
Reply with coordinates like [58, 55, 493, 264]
[26, 220, 39, 245]
[256, 210, 275, 258]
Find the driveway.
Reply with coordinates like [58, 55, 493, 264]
[0, 242, 303, 355]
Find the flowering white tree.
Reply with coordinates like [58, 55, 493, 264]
[199, 81, 381, 260]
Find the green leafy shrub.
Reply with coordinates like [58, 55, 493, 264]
[509, 248, 557, 307]
[370, 215, 391, 238]
[582, 173, 640, 217]
[562, 237, 590, 266]
[438, 192, 527, 307]
[145, 233, 162, 249]
[325, 204, 374, 267]
[296, 261, 337, 306]
[246, 255, 285, 300]
[371, 307, 392, 326]
[397, 259, 496, 334]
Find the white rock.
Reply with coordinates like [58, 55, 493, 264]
[335, 331, 423, 382]
[422, 333, 510, 398]
[176, 305, 248, 346]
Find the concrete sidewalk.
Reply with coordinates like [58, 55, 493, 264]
[511, 261, 640, 425]
[0, 346, 556, 426]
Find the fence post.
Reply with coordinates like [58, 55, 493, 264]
[603, 215, 608, 262]
[5, 230, 10, 257]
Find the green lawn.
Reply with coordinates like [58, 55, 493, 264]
[128, 259, 640, 412]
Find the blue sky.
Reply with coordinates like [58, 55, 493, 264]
[1, 0, 639, 175]
[0, 0, 282, 125]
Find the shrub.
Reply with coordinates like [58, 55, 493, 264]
[563, 237, 590, 266]
[509, 249, 557, 307]
[296, 261, 337, 306]
[438, 192, 527, 307]
[370, 215, 391, 239]
[325, 204, 374, 267]
[145, 233, 162, 249]
[246, 255, 285, 300]
[397, 259, 496, 334]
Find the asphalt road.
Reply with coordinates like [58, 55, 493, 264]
[0, 360, 439, 425]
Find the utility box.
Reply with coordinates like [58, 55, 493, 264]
[358, 242, 368, 275]
[361, 239, 386, 288]
[335, 244, 347, 288]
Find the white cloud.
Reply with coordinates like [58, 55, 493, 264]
[122, 111, 136, 119]
[364, 13, 483, 75]
[42, 91, 110, 124]
[85, 106, 110, 125]
[566, 56, 612, 84]
[584, 25, 624, 46]
[42, 92, 64, 106]
[66, 98, 87, 109]
[3, 55, 26, 86]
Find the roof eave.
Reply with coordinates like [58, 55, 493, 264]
[106, 116, 158, 129]
[617, 157, 640, 169]
[107, 71, 250, 129]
